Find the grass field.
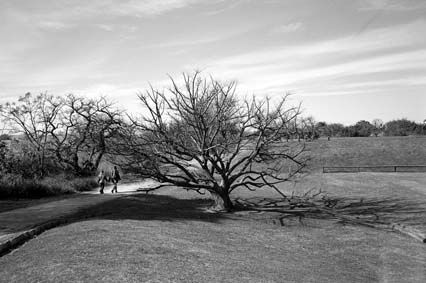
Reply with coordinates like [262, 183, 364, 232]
[0, 193, 425, 282]
[1, 136, 426, 282]
[306, 136, 426, 171]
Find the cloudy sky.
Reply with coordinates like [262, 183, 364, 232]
[1, 0, 425, 124]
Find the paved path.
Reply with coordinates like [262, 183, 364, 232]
[0, 179, 158, 238]
[0, 180, 158, 255]
[83, 179, 158, 195]
[0, 194, 118, 244]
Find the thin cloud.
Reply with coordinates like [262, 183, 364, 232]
[208, 19, 426, 69]
[270, 22, 303, 34]
[141, 28, 251, 49]
[96, 24, 114, 32]
[209, 48, 426, 94]
[358, 0, 426, 11]
[5, 0, 226, 21]
[202, 0, 249, 16]
[143, 35, 226, 49]
[107, 0, 203, 17]
[199, 20, 426, 97]
[37, 21, 74, 31]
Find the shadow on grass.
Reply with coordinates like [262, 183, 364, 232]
[73, 193, 426, 232]
[316, 197, 426, 225]
[234, 196, 426, 230]
[71, 194, 226, 224]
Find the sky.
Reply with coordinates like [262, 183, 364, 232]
[1, 0, 425, 125]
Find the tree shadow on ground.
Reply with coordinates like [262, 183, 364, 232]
[234, 196, 426, 232]
[70, 194, 227, 224]
[312, 197, 426, 226]
[70, 193, 426, 233]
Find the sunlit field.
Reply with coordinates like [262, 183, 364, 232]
[307, 136, 426, 171]
[1, 136, 426, 282]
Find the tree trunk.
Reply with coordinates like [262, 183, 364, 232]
[94, 132, 106, 169]
[209, 190, 233, 212]
[72, 152, 81, 175]
[38, 148, 46, 177]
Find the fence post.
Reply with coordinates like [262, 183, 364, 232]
[394, 166, 397, 172]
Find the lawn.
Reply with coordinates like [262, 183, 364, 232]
[0, 194, 425, 283]
[306, 136, 426, 171]
[1, 136, 426, 282]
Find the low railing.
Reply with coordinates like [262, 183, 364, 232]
[323, 165, 426, 173]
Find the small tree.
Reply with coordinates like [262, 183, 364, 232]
[372, 119, 384, 137]
[120, 72, 307, 211]
[327, 123, 345, 137]
[302, 116, 318, 140]
[353, 120, 374, 137]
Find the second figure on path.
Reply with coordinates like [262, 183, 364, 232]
[111, 166, 121, 193]
[98, 170, 106, 194]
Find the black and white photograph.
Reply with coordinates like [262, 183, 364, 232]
[0, 0, 425, 282]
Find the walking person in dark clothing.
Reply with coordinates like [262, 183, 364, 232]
[111, 166, 121, 193]
[98, 170, 106, 194]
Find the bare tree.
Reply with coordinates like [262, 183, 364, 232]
[0, 93, 122, 176]
[0, 92, 63, 176]
[48, 94, 122, 174]
[302, 116, 317, 141]
[119, 72, 307, 211]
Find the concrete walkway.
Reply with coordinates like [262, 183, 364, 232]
[0, 193, 123, 256]
[82, 179, 158, 195]
[0, 180, 159, 256]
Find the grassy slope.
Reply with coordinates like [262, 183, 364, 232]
[306, 136, 426, 170]
[0, 195, 425, 283]
[1, 137, 426, 282]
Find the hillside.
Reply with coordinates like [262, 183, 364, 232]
[305, 136, 426, 171]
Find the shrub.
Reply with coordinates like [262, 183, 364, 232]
[0, 174, 65, 199]
[44, 174, 99, 192]
[0, 173, 98, 199]
[384, 119, 419, 136]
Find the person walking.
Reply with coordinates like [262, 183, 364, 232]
[98, 170, 106, 194]
[111, 166, 121, 193]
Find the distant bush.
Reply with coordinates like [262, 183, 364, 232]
[384, 119, 420, 136]
[314, 119, 425, 138]
[0, 173, 98, 199]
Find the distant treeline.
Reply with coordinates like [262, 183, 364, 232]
[303, 118, 426, 139]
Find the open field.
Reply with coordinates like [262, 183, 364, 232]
[306, 136, 426, 171]
[0, 193, 425, 283]
[1, 136, 426, 282]
[0, 173, 425, 282]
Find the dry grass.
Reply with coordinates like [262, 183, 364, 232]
[0, 194, 425, 282]
[306, 136, 426, 171]
[0, 174, 98, 199]
[1, 137, 426, 282]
